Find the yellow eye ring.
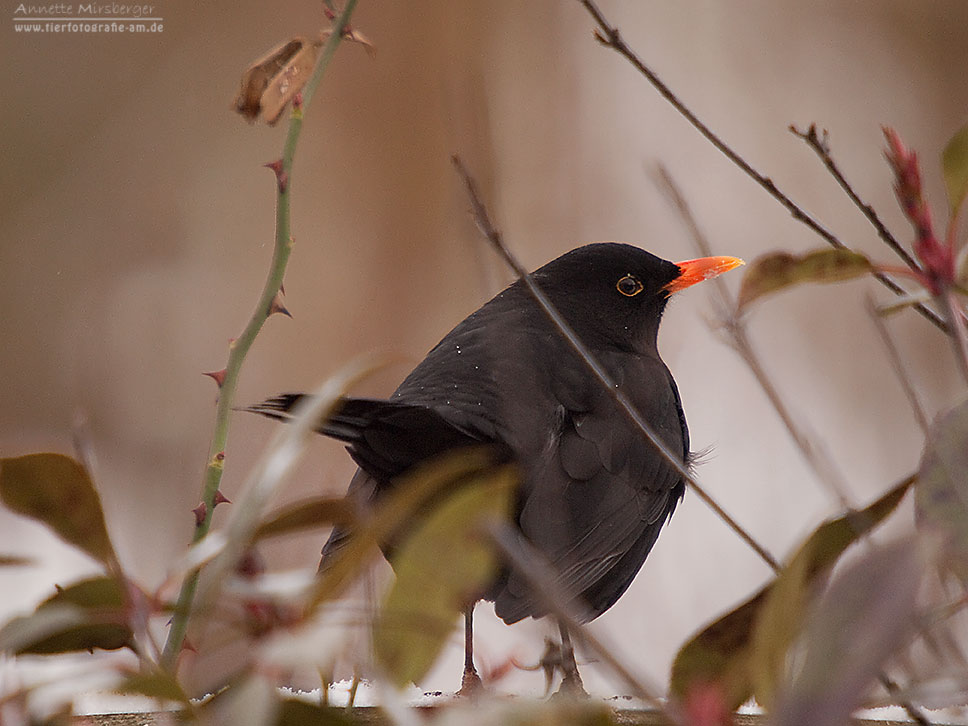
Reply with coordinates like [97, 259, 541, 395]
[616, 274, 644, 297]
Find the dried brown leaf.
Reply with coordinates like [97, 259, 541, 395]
[233, 38, 319, 125]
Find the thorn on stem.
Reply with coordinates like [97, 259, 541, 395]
[192, 502, 207, 527]
[269, 290, 292, 318]
[203, 369, 227, 387]
[214, 489, 231, 507]
[264, 159, 289, 193]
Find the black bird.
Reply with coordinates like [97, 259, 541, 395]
[249, 243, 742, 695]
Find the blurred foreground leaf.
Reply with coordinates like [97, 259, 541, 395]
[211, 673, 278, 726]
[276, 699, 358, 726]
[117, 670, 191, 706]
[0, 576, 133, 654]
[942, 123, 968, 215]
[309, 446, 511, 608]
[916, 397, 968, 580]
[669, 586, 769, 710]
[0, 554, 33, 566]
[373, 453, 516, 687]
[772, 537, 924, 726]
[669, 476, 912, 710]
[0, 453, 117, 566]
[751, 474, 913, 708]
[737, 249, 872, 310]
[254, 496, 355, 541]
[432, 698, 617, 726]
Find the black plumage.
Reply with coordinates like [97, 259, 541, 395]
[249, 242, 742, 693]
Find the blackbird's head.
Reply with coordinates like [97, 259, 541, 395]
[528, 243, 743, 352]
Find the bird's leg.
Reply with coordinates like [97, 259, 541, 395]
[456, 603, 484, 697]
[553, 619, 588, 698]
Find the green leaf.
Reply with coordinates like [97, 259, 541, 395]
[209, 674, 278, 726]
[372, 455, 516, 687]
[669, 586, 769, 710]
[942, 124, 968, 215]
[916, 398, 968, 581]
[736, 249, 873, 310]
[669, 477, 912, 710]
[0, 453, 117, 566]
[773, 538, 923, 726]
[276, 699, 358, 726]
[750, 475, 913, 708]
[308, 446, 512, 608]
[254, 496, 354, 541]
[0, 576, 133, 654]
[117, 670, 191, 705]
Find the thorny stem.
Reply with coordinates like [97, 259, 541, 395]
[576, 0, 948, 335]
[160, 0, 360, 670]
[452, 156, 780, 573]
[655, 165, 853, 509]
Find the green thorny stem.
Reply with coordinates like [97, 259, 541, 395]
[160, 0, 360, 670]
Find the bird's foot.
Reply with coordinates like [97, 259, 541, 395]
[456, 666, 485, 698]
[551, 670, 588, 700]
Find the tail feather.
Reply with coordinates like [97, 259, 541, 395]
[245, 393, 492, 481]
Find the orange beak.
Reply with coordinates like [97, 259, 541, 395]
[664, 256, 745, 293]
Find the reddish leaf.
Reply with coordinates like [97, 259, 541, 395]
[0, 453, 117, 566]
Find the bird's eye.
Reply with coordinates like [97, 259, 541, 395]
[616, 274, 644, 297]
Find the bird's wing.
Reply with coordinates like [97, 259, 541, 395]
[249, 394, 503, 566]
[494, 351, 688, 624]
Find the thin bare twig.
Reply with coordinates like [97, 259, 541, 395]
[575, 0, 947, 335]
[655, 165, 853, 508]
[655, 150, 932, 726]
[452, 155, 780, 573]
[866, 297, 930, 434]
[790, 124, 920, 271]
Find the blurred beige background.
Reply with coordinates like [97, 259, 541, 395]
[2, 0, 967, 698]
